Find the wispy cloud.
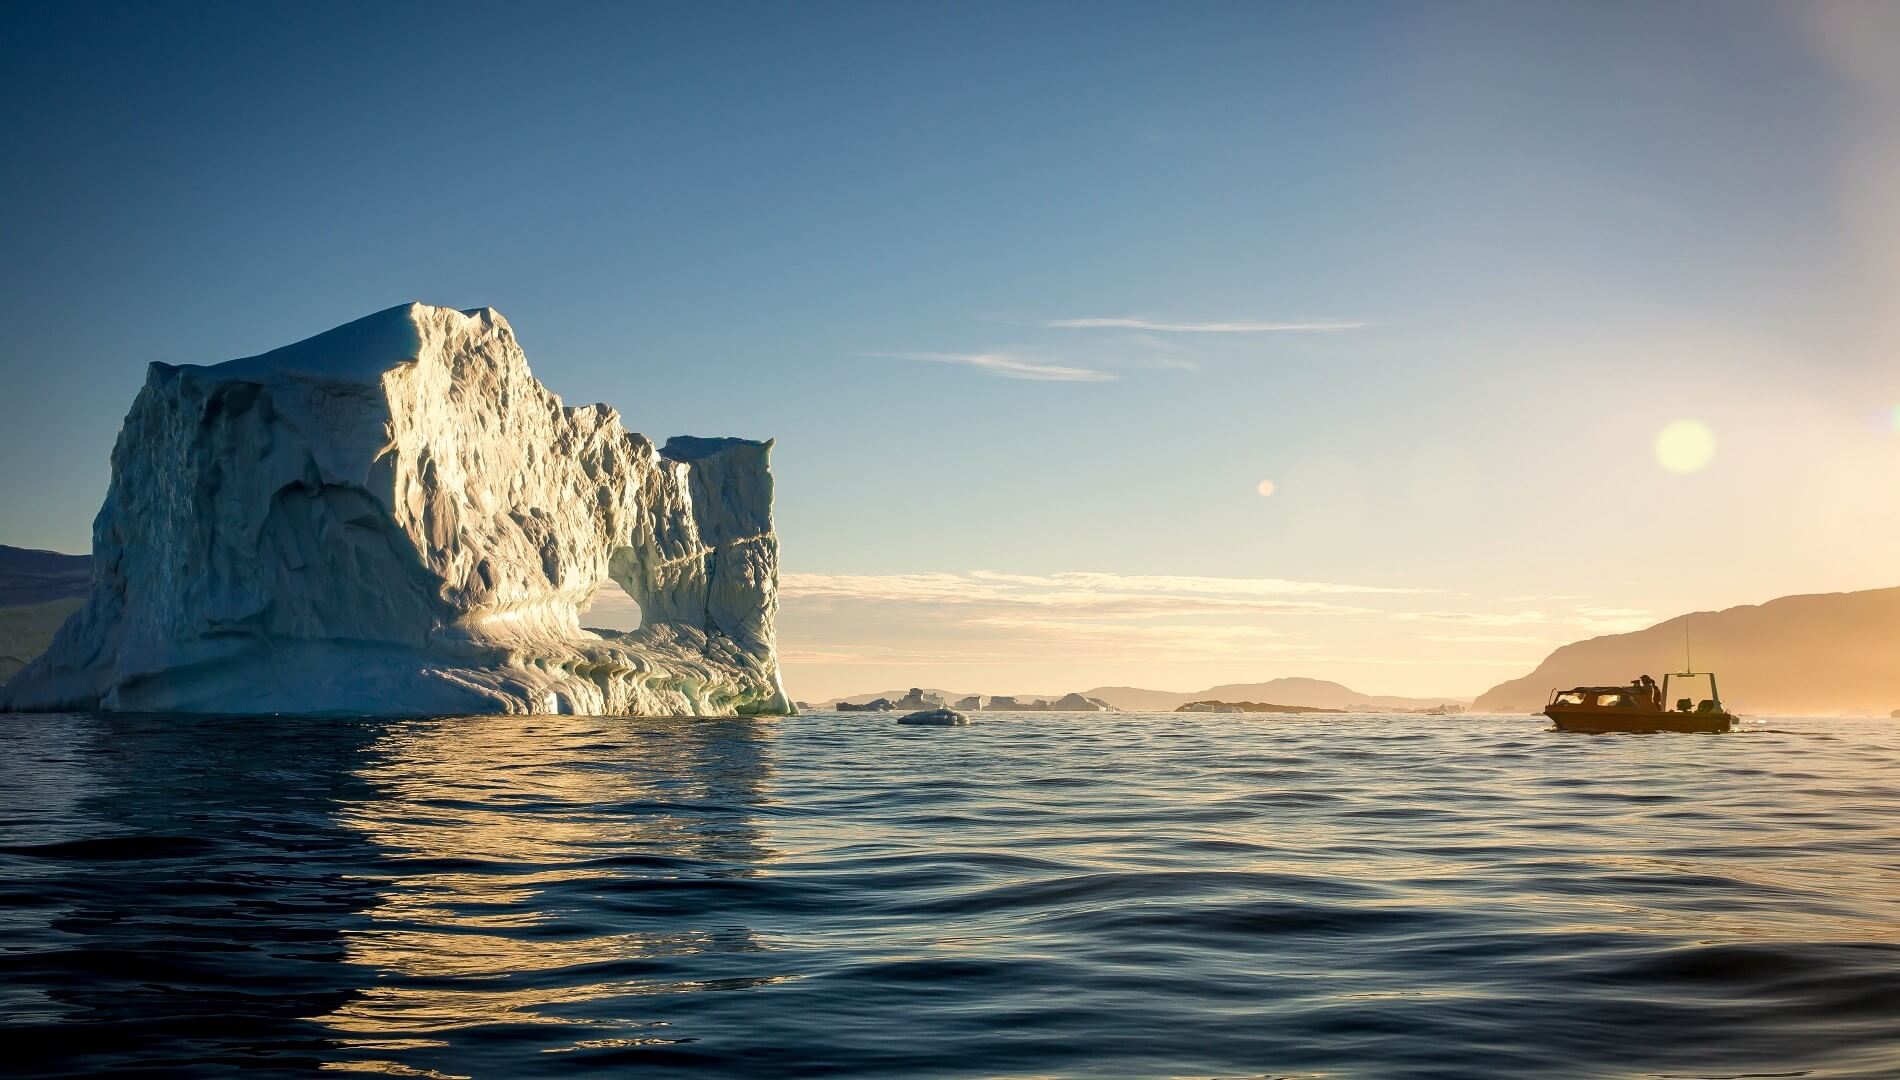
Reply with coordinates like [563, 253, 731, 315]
[966, 570, 1435, 597]
[1395, 609, 1556, 627]
[779, 644, 1031, 665]
[864, 351, 1117, 382]
[781, 570, 1428, 618]
[1396, 606, 1654, 634]
[963, 616, 1316, 660]
[1047, 316, 1367, 333]
[1497, 593, 1590, 604]
[1418, 633, 1551, 644]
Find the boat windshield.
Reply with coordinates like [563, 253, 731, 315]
[1553, 691, 1586, 706]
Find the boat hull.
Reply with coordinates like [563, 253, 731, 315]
[1544, 706, 1734, 734]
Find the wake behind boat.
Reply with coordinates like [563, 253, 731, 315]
[1545, 671, 1736, 733]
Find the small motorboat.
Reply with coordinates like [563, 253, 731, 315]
[1544, 671, 1735, 733]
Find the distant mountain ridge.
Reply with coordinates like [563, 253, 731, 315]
[0, 545, 91, 606]
[0, 545, 92, 682]
[837, 678, 1465, 714]
[0, 598, 84, 682]
[1473, 587, 1900, 716]
[1083, 678, 1466, 713]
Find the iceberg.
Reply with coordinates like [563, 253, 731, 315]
[893, 687, 944, 710]
[897, 708, 968, 726]
[0, 303, 793, 717]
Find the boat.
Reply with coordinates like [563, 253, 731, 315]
[1544, 671, 1735, 733]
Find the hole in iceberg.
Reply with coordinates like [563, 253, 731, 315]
[580, 578, 642, 632]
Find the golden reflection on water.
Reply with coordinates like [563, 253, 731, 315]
[315, 714, 779, 1074]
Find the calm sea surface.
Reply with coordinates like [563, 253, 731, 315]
[2, 711, 1898, 1079]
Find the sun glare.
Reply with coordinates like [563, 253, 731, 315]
[1256, 479, 1277, 497]
[1654, 419, 1715, 475]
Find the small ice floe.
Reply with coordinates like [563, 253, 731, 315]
[898, 708, 969, 726]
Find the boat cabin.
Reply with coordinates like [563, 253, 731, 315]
[1544, 672, 1734, 732]
[1550, 687, 1644, 709]
[1548, 676, 1722, 715]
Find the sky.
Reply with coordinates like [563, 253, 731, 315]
[2, 2, 1897, 702]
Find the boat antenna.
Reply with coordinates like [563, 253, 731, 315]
[1683, 615, 1691, 674]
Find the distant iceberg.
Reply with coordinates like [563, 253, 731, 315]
[1, 303, 793, 717]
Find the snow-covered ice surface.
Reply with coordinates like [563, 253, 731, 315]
[0, 303, 793, 716]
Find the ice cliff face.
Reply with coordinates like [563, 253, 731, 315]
[0, 303, 793, 716]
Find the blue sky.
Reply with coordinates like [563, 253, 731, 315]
[3, 2, 1897, 699]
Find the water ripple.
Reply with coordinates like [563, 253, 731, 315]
[2, 711, 1899, 1078]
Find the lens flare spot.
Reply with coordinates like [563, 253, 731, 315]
[1256, 479, 1277, 497]
[1655, 419, 1715, 474]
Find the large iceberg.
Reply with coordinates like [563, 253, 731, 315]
[0, 303, 794, 716]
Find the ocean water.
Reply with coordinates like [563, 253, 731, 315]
[2, 711, 1898, 1079]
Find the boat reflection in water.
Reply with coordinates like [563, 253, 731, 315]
[318, 714, 782, 1074]
[1545, 671, 1737, 733]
